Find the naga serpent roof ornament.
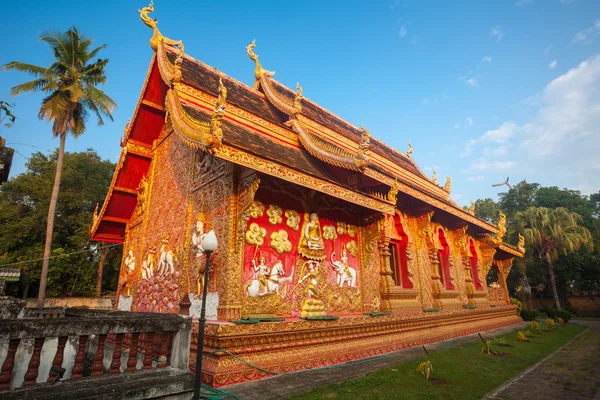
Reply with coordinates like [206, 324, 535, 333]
[140, 1, 185, 86]
[165, 77, 227, 153]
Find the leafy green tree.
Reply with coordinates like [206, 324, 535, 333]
[0, 100, 16, 129]
[0, 149, 121, 297]
[515, 207, 594, 310]
[474, 198, 500, 224]
[498, 183, 539, 218]
[3, 27, 116, 307]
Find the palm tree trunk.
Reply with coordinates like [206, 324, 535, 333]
[545, 252, 561, 310]
[36, 134, 66, 308]
[96, 244, 109, 297]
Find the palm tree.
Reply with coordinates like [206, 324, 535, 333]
[3, 27, 116, 307]
[515, 207, 593, 310]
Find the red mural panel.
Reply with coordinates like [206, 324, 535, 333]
[241, 186, 362, 316]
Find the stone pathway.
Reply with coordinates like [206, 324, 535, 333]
[225, 321, 529, 400]
[487, 319, 600, 400]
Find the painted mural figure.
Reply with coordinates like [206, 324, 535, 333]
[330, 248, 357, 288]
[191, 214, 207, 294]
[299, 261, 320, 299]
[142, 245, 156, 280]
[121, 249, 137, 296]
[298, 212, 326, 260]
[253, 256, 270, 295]
[157, 239, 175, 276]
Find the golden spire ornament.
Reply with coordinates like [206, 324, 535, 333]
[406, 140, 413, 159]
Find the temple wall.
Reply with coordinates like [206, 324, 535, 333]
[114, 131, 511, 320]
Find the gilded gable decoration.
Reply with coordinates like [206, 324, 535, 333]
[443, 176, 452, 194]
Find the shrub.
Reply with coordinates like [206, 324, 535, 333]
[554, 310, 572, 323]
[564, 305, 578, 315]
[520, 309, 539, 321]
[416, 361, 433, 381]
[556, 317, 564, 324]
[510, 297, 523, 315]
[480, 340, 498, 355]
[517, 331, 529, 342]
[546, 309, 557, 319]
[529, 321, 541, 334]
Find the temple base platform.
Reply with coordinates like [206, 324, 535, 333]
[193, 305, 520, 387]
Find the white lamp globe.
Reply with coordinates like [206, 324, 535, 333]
[203, 230, 219, 252]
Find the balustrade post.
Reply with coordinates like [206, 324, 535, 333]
[157, 332, 171, 368]
[91, 334, 107, 376]
[22, 338, 45, 386]
[72, 335, 88, 379]
[126, 333, 140, 372]
[143, 332, 155, 370]
[47, 336, 68, 383]
[0, 339, 20, 390]
[110, 333, 124, 374]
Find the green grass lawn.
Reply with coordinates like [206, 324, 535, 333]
[287, 323, 586, 400]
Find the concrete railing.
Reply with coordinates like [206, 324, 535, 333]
[0, 308, 191, 392]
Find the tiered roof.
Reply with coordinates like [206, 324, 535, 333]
[91, 3, 523, 260]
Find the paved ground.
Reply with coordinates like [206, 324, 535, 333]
[225, 321, 529, 400]
[487, 319, 600, 400]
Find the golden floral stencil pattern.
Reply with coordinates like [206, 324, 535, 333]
[347, 225, 357, 238]
[336, 221, 347, 235]
[245, 223, 267, 246]
[346, 240, 358, 257]
[285, 209, 300, 231]
[267, 204, 283, 225]
[248, 201, 264, 219]
[270, 230, 292, 254]
[322, 225, 337, 241]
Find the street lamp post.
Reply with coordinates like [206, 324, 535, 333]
[193, 230, 218, 400]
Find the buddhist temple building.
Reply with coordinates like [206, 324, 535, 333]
[91, 2, 525, 387]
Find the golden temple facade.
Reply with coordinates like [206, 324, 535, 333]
[91, 3, 524, 386]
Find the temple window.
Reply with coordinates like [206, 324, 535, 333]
[389, 216, 413, 289]
[437, 229, 455, 290]
[469, 240, 483, 291]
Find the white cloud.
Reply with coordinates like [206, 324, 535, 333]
[466, 78, 479, 87]
[462, 158, 517, 173]
[490, 25, 504, 42]
[481, 122, 519, 143]
[549, 60, 557, 69]
[399, 25, 407, 38]
[466, 176, 485, 182]
[572, 19, 600, 44]
[482, 56, 493, 64]
[467, 117, 474, 127]
[516, 0, 533, 6]
[461, 54, 600, 194]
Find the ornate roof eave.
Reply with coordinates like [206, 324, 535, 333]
[286, 118, 367, 172]
[165, 79, 227, 153]
[90, 146, 128, 239]
[213, 145, 395, 215]
[246, 40, 372, 173]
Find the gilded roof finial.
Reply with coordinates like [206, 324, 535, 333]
[518, 233, 526, 253]
[247, 40, 273, 90]
[469, 201, 476, 215]
[387, 180, 400, 204]
[432, 168, 438, 184]
[139, 1, 161, 51]
[292, 82, 303, 117]
[406, 140, 413, 159]
[93, 203, 99, 222]
[354, 125, 371, 169]
[498, 211, 507, 238]
[208, 77, 228, 151]
[443, 175, 451, 193]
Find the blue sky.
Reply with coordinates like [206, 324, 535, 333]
[1, 0, 599, 205]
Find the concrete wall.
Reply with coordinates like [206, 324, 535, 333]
[24, 296, 114, 310]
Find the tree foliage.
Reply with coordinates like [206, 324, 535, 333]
[3, 27, 116, 306]
[476, 184, 600, 307]
[0, 149, 121, 296]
